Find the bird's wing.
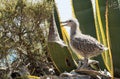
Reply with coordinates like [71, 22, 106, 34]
[71, 35, 105, 53]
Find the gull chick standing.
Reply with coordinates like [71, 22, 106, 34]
[61, 18, 108, 68]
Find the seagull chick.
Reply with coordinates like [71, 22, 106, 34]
[61, 18, 108, 68]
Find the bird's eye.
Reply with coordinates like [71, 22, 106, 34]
[69, 20, 72, 22]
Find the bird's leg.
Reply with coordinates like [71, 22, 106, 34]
[77, 60, 82, 69]
[77, 58, 88, 70]
[81, 58, 88, 68]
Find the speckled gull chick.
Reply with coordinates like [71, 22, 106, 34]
[61, 18, 108, 68]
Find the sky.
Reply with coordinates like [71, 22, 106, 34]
[55, 0, 72, 34]
[55, 0, 72, 21]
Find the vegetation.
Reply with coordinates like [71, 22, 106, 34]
[0, 0, 120, 79]
[0, 0, 53, 78]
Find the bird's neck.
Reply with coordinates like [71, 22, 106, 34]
[70, 26, 81, 38]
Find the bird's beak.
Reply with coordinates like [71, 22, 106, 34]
[60, 21, 68, 26]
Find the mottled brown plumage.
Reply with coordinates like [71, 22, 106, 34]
[61, 18, 108, 68]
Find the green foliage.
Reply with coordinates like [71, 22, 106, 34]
[48, 6, 77, 73]
[72, 0, 96, 37]
[0, 0, 53, 77]
[48, 42, 77, 73]
[108, 0, 120, 77]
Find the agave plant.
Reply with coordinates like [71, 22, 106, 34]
[47, 0, 120, 78]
